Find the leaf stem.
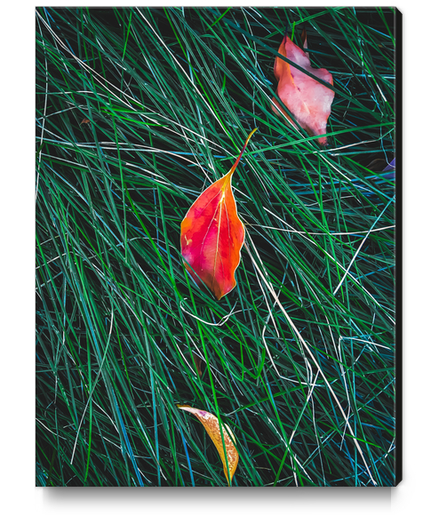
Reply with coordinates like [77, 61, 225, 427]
[226, 128, 258, 178]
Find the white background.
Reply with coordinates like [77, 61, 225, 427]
[1, 2, 428, 514]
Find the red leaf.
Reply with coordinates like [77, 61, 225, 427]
[181, 129, 257, 300]
[272, 31, 335, 146]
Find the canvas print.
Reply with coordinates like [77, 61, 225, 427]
[36, 7, 401, 486]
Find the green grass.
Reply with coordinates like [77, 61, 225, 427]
[36, 6, 397, 486]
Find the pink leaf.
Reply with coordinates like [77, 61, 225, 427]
[272, 31, 335, 146]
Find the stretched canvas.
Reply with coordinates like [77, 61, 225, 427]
[36, 6, 401, 487]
